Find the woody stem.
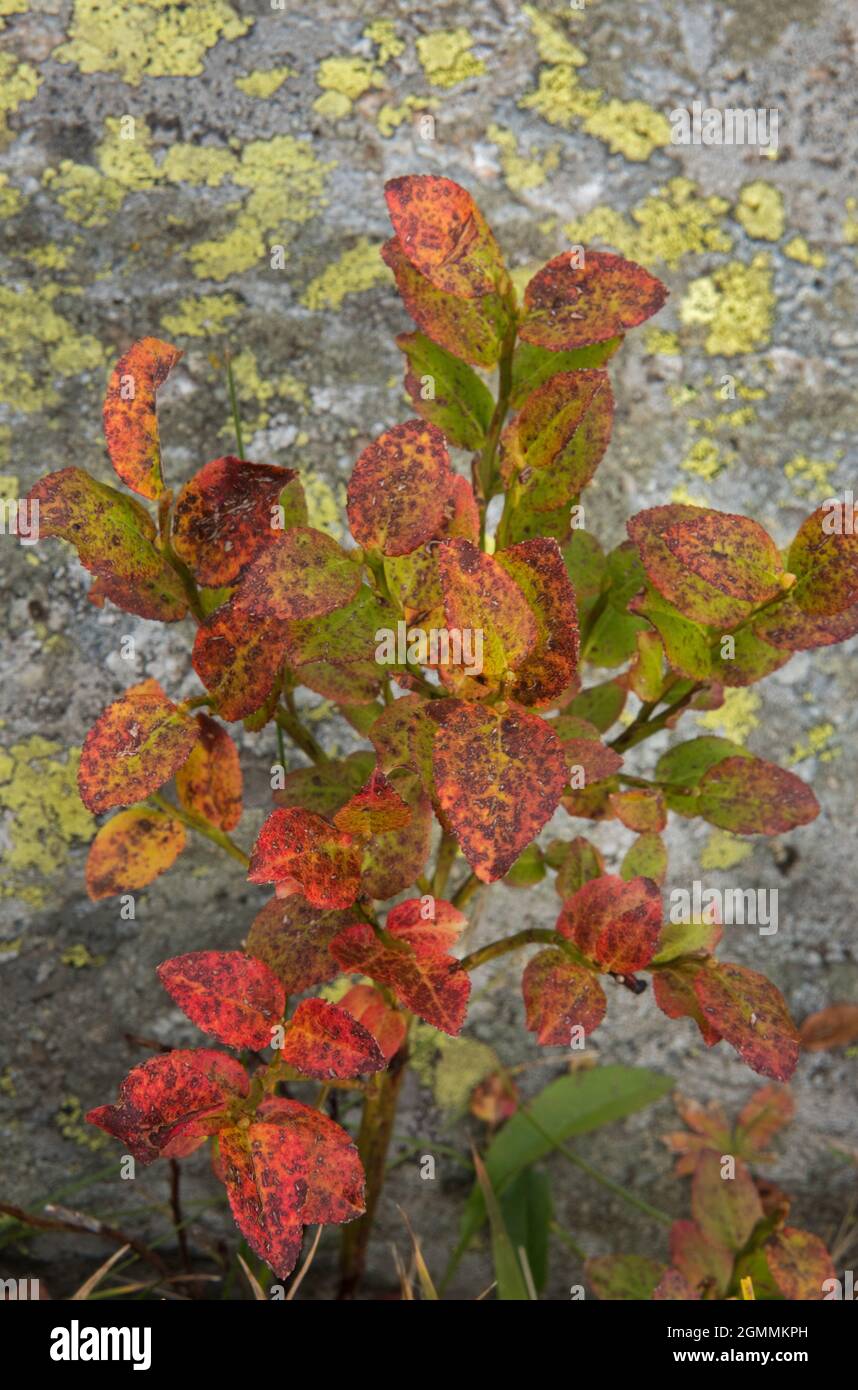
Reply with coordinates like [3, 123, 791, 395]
[148, 794, 250, 867]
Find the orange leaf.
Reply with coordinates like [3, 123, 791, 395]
[608, 788, 667, 833]
[332, 768, 412, 838]
[77, 678, 200, 813]
[102, 337, 182, 500]
[281, 998, 386, 1079]
[767, 1227, 835, 1300]
[495, 538, 580, 705]
[347, 419, 452, 557]
[192, 606, 287, 722]
[522, 949, 606, 1044]
[172, 456, 302, 586]
[156, 950, 285, 1051]
[384, 173, 507, 299]
[255, 1096, 365, 1224]
[557, 874, 662, 973]
[385, 896, 467, 957]
[520, 250, 667, 351]
[798, 1003, 858, 1052]
[330, 922, 470, 1035]
[694, 961, 800, 1081]
[246, 896, 351, 995]
[438, 540, 538, 679]
[218, 1123, 308, 1280]
[248, 807, 362, 910]
[175, 713, 243, 830]
[382, 236, 510, 368]
[432, 701, 568, 882]
[339, 985, 406, 1062]
[85, 806, 185, 900]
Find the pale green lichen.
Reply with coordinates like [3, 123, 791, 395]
[364, 18, 404, 65]
[487, 123, 559, 193]
[97, 116, 159, 190]
[790, 722, 838, 765]
[680, 256, 774, 355]
[644, 328, 681, 355]
[54, 0, 253, 86]
[301, 237, 390, 310]
[0, 0, 28, 24]
[376, 95, 437, 138]
[24, 245, 76, 270]
[234, 65, 294, 98]
[0, 285, 104, 412]
[56, 1095, 109, 1151]
[302, 473, 345, 538]
[682, 437, 726, 481]
[161, 293, 241, 338]
[564, 178, 731, 270]
[783, 452, 840, 501]
[218, 347, 309, 435]
[0, 739, 93, 904]
[159, 144, 237, 187]
[842, 198, 858, 246]
[416, 28, 485, 88]
[0, 50, 42, 142]
[0, 173, 24, 217]
[783, 236, 826, 268]
[62, 943, 106, 968]
[582, 99, 672, 162]
[42, 161, 124, 227]
[410, 1023, 498, 1113]
[314, 56, 383, 118]
[735, 181, 785, 241]
[522, 5, 586, 65]
[697, 689, 760, 742]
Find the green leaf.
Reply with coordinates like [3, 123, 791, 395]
[510, 337, 623, 409]
[631, 587, 712, 680]
[472, 1149, 532, 1300]
[621, 833, 667, 885]
[499, 1168, 553, 1294]
[655, 736, 751, 815]
[563, 529, 606, 608]
[500, 370, 613, 510]
[397, 331, 495, 450]
[562, 679, 627, 732]
[587, 1253, 666, 1301]
[503, 843, 546, 887]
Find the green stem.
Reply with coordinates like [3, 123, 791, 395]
[549, 1220, 588, 1262]
[432, 832, 458, 898]
[478, 323, 517, 547]
[225, 350, 245, 459]
[451, 872, 483, 911]
[149, 794, 249, 867]
[457, 927, 561, 973]
[275, 698, 328, 764]
[338, 1050, 409, 1297]
[609, 685, 702, 754]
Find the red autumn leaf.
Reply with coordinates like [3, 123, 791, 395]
[156, 950, 285, 1051]
[752, 593, 858, 652]
[519, 249, 668, 351]
[499, 371, 614, 511]
[385, 896, 467, 957]
[660, 511, 784, 604]
[552, 835, 605, 898]
[171, 456, 303, 586]
[255, 1096, 365, 1224]
[246, 896, 352, 995]
[281, 998, 386, 1079]
[77, 678, 200, 813]
[787, 505, 858, 616]
[694, 961, 800, 1081]
[799, 1003, 858, 1051]
[85, 806, 186, 900]
[332, 768, 412, 838]
[346, 419, 452, 558]
[696, 755, 819, 834]
[652, 1269, 700, 1300]
[339, 984, 406, 1062]
[248, 807, 362, 910]
[470, 1072, 520, 1127]
[734, 1084, 795, 1156]
[557, 874, 662, 973]
[218, 1123, 308, 1279]
[608, 788, 667, 833]
[102, 337, 182, 500]
[495, 538, 580, 705]
[86, 1049, 249, 1164]
[439, 539, 538, 680]
[235, 526, 361, 622]
[628, 505, 756, 630]
[691, 1150, 764, 1254]
[330, 922, 470, 1035]
[766, 1227, 836, 1300]
[192, 605, 287, 722]
[26, 468, 187, 621]
[175, 713, 242, 830]
[381, 236, 511, 369]
[522, 948, 607, 1044]
[432, 701, 568, 882]
[384, 173, 507, 299]
[652, 962, 722, 1047]
[669, 1219, 733, 1296]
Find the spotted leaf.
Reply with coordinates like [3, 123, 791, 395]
[500, 370, 614, 511]
[495, 538, 580, 705]
[397, 331, 495, 450]
[520, 250, 668, 351]
[385, 896, 467, 957]
[248, 807, 362, 910]
[438, 539, 538, 680]
[767, 1228, 836, 1301]
[175, 713, 242, 830]
[557, 874, 662, 973]
[245, 896, 352, 996]
[235, 526, 361, 621]
[255, 1096, 366, 1224]
[339, 985, 407, 1062]
[192, 606, 286, 722]
[218, 1123, 308, 1280]
[608, 788, 667, 833]
[347, 419, 452, 558]
[330, 922, 470, 1036]
[102, 337, 182, 500]
[384, 174, 508, 299]
[85, 806, 186, 900]
[660, 510, 785, 605]
[77, 679, 200, 814]
[171, 456, 303, 587]
[628, 505, 755, 629]
[696, 756, 819, 834]
[156, 950, 285, 1051]
[522, 949, 606, 1045]
[382, 237, 511, 368]
[332, 768, 412, 838]
[281, 998, 386, 1079]
[694, 961, 800, 1081]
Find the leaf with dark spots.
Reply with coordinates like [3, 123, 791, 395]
[359, 772, 433, 899]
[550, 835, 605, 898]
[332, 768, 412, 838]
[766, 1228, 836, 1300]
[85, 807, 186, 900]
[608, 788, 667, 833]
[248, 807, 362, 910]
[368, 693, 428, 773]
[652, 962, 722, 1047]
[520, 250, 668, 351]
[77, 678, 200, 814]
[510, 337, 622, 408]
[652, 1269, 700, 1300]
[27, 467, 187, 621]
[691, 1150, 764, 1254]
[660, 511, 785, 604]
[432, 701, 568, 882]
[255, 1097, 366, 1224]
[330, 922, 470, 1035]
[171, 456, 303, 586]
[274, 753, 372, 816]
[385, 896, 467, 957]
[628, 505, 755, 629]
[384, 174, 508, 299]
[708, 623, 791, 687]
[218, 1123, 308, 1280]
[787, 505, 858, 616]
[284, 586, 397, 669]
[752, 592, 858, 651]
[156, 951, 285, 1052]
[495, 538, 580, 705]
[557, 874, 662, 973]
[86, 1049, 249, 1164]
[586, 1254, 666, 1301]
[192, 605, 287, 722]
[499, 370, 614, 510]
[246, 896, 352, 996]
[382, 237, 511, 368]
[383, 474, 480, 617]
[561, 736, 623, 784]
[235, 526, 361, 621]
[438, 539, 538, 679]
[299, 659, 384, 706]
[397, 331, 495, 449]
[347, 418, 452, 558]
[522, 949, 606, 1045]
[175, 713, 242, 830]
[620, 833, 667, 886]
[281, 998, 386, 1079]
[696, 756, 819, 835]
[102, 337, 182, 499]
[339, 985, 407, 1062]
[694, 961, 800, 1081]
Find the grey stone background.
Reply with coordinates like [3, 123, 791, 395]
[0, 0, 856, 1299]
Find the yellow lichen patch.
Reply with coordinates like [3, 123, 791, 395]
[161, 293, 241, 338]
[700, 830, 753, 871]
[582, 99, 672, 162]
[416, 28, 485, 88]
[159, 144, 237, 187]
[97, 116, 158, 190]
[0, 50, 42, 143]
[364, 18, 403, 65]
[670, 483, 709, 507]
[0, 738, 93, 905]
[56, 1096, 109, 1151]
[302, 472, 346, 539]
[680, 256, 774, 355]
[842, 198, 858, 246]
[486, 123, 558, 193]
[644, 328, 681, 355]
[790, 722, 837, 765]
[522, 5, 586, 65]
[564, 179, 731, 270]
[697, 689, 760, 742]
[54, 0, 253, 86]
[783, 452, 840, 502]
[0, 173, 24, 217]
[62, 943, 106, 968]
[314, 56, 382, 118]
[682, 437, 726, 481]
[735, 181, 785, 241]
[42, 161, 124, 227]
[0, 1066, 17, 1097]
[216, 347, 309, 437]
[0, 0, 28, 25]
[377, 95, 437, 138]
[234, 65, 294, 98]
[24, 245, 76, 270]
[688, 406, 757, 434]
[0, 284, 104, 412]
[301, 237, 389, 311]
[411, 1022, 498, 1113]
[520, 61, 601, 128]
[187, 135, 334, 280]
[0, 469, 17, 497]
[783, 236, 826, 268]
